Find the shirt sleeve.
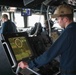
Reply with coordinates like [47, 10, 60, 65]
[1, 23, 7, 34]
[28, 29, 70, 69]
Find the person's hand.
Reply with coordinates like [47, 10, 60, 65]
[18, 61, 28, 69]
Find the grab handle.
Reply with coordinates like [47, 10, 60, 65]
[26, 67, 41, 75]
[2, 42, 16, 68]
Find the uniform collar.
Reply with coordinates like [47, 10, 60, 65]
[66, 22, 76, 29]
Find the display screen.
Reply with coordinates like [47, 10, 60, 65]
[21, 8, 32, 16]
[8, 36, 32, 61]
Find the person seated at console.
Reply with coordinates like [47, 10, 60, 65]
[30, 22, 42, 36]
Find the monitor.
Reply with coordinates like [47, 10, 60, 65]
[3, 32, 33, 67]
[21, 8, 32, 16]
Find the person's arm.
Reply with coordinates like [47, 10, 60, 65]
[18, 29, 70, 69]
[1, 23, 7, 33]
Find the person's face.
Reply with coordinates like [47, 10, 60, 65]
[56, 17, 65, 28]
[1, 18, 5, 23]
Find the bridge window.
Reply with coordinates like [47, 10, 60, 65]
[74, 11, 76, 22]
[14, 12, 24, 28]
[27, 14, 45, 27]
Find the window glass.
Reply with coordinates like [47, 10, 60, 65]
[51, 18, 61, 28]
[27, 14, 45, 27]
[14, 12, 24, 28]
[74, 12, 76, 22]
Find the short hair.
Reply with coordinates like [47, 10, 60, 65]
[2, 14, 8, 19]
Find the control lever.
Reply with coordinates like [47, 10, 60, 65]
[16, 66, 20, 75]
[26, 67, 41, 75]
[16, 66, 41, 75]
